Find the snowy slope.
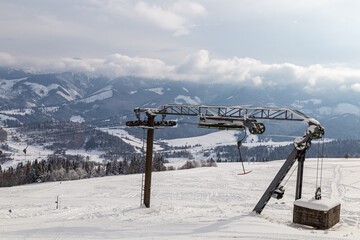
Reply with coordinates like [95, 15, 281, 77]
[0, 127, 107, 170]
[0, 159, 358, 239]
[103, 128, 163, 153]
[163, 130, 292, 149]
[109, 128, 292, 151]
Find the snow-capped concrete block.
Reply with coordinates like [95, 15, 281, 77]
[293, 199, 341, 229]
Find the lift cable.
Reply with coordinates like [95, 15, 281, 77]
[283, 164, 298, 188]
[271, 160, 298, 201]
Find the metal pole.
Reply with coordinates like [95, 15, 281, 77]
[295, 153, 305, 200]
[144, 115, 155, 208]
[56, 195, 59, 209]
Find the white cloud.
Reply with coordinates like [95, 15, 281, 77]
[134, 1, 206, 36]
[172, 0, 206, 16]
[317, 106, 332, 115]
[102, 54, 173, 78]
[135, 2, 187, 36]
[3, 0, 360, 67]
[334, 103, 360, 116]
[252, 76, 263, 86]
[3, 50, 360, 93]
[351, 83, 360, 92]
[0, 52, 16, 65]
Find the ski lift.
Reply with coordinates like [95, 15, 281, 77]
[236, 130, 252, 175]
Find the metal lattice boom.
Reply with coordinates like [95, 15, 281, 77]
[134, 104, 320, 126]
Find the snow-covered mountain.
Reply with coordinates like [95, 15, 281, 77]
[1, 67, 360, 139]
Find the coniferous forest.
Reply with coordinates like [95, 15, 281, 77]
[0, 155, 166, 187]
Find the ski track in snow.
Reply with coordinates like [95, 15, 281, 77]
[0, 159, 358, 239]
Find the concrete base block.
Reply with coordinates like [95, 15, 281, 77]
[293, 199, 340, 229]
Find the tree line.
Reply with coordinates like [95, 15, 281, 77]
[0, 154, 165, 187]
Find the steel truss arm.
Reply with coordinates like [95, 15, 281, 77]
[134, 104, 320, 126]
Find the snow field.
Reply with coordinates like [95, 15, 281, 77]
[162, 129, 294, 149]
[0, 158, 359, 239]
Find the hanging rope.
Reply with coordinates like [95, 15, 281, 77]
[237, 145, 246, 174]
[320, 136, 325, 187]
[237, 130, 251, 175]
[315, 137, 325, 200]
[315, 140, 320, 190]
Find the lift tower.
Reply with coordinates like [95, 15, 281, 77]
[126, 104, 324, 212]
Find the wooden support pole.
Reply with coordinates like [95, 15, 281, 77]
[295, 153, 305, 200]
[144, 114, 155, 208]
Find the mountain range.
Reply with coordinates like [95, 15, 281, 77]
[1, 67, 360, 140]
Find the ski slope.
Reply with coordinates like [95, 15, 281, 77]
[0, 158, 359, 239]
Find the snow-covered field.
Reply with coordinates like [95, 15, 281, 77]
[0, 128, 107, 170]
[107, 128, 293, 152]
[1, 158, 358, 239]
[163, 130, 293, 148]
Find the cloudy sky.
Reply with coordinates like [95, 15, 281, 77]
[1, 0, 360, 90]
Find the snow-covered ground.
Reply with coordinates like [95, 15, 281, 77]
[110, 128, 293, 152]
[1, 158, 358, 239]
[104, 128, 163, 152]
[0, 128, 107, 170]
[0, 128, 53, 170]
[165, 157, 193, 168]
[162, 130, 294, 164]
